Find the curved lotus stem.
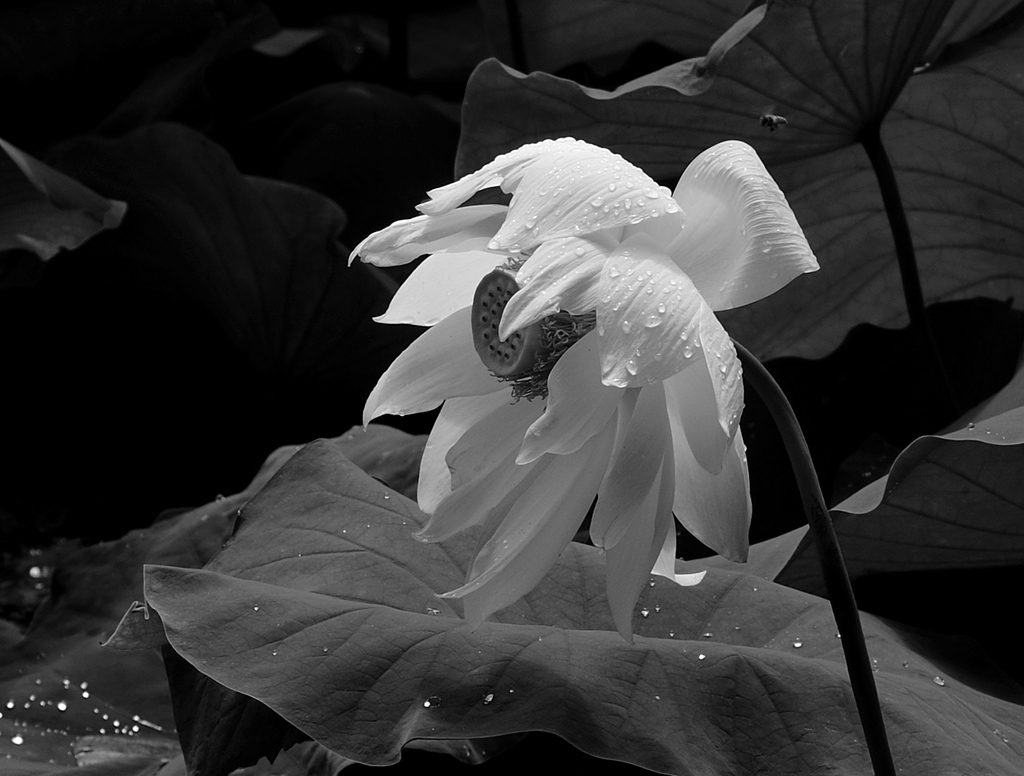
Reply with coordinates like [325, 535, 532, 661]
[734, 340, 896, 776]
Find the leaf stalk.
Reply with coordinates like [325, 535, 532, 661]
[860, 123, 960, 418]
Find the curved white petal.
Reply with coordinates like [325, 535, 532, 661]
[597, 234, 706, 388]
[666, 140, 818, 310]
[603, 443, 676, 640]
[492, 141, 682, 253]
[419, 441, 543, 543]
[497, 235, 614, 339]
[418, 391, 514, 513]
[441, 421, 617, 627]
[363, 307, 499, 422]
[350, 205, 507, 267]
[376, 250, 499, 326]
[670, 426, 752, 563]
[651, 522, 707, 588]
[424, 138, 682, 253]
[447, 398, 544, 490]
[517, 332, 621, 464]
[590, 384, 669, 550]
[662, 304, 742, 474]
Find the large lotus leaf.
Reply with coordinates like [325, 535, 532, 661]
[0, 137, 125, 260]
[142, 439, 1024, 776]
[0, 426, 425, 770]
[455, 1, 1024, 360]
[764, 406, 1024, 594]
[477, 0, 748, 74]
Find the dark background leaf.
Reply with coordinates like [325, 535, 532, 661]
[0, 123, 419, 539]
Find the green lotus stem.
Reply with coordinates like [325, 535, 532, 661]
[860, 124, 960, 417]
[734, 341, 896, 776]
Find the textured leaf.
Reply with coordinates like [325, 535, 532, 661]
[477, 0, 748, 74]
[455, 1, 1024, 360]
[0, 137, 125, 260]
[772, 405, 1024, 593]
[145, 440, 1024, 776]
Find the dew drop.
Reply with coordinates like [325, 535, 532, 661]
[698, 654, 706, 661]
[640, 608, 650, 618]
[933, 676, 946, 686]
[11, 734, 24, 745]
[792, 640, 802, 648]
[426, 606, 441, 616]
[423, 696, 441, 708]
[644, 314, 662, 328]
[482, 693, 494, 705]
[668, 630, 675, 638]
[622, 320, 633, 334]
[609, 266, 621, 278]
[57, 701, 67, 712]
[967, 422, 976, 430]
[626, 359, 639, 375]
[253, 605, 260, 612]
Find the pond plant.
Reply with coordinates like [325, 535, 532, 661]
[1, 2, 1023, 775]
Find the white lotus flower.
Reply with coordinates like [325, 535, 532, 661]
[351, 137, 817, 639]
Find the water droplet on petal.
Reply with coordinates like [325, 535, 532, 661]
[424, 695, 441, 708]
[626, 359, 639, 375]
[792, 640, 802, 648]
[11, 734, 24, 745]
[698, 654, 706, 660]
[933, 676, 946, 686]
[644, 314, 662, 328]
[640, 608, 650, 618]
[622, 320, 632, 334]
[482, 693, 494, 704]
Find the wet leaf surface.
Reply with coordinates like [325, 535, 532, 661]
[143, 440, 1024, 776]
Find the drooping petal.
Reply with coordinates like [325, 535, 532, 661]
[424, 138, 683, 254]
[590, 383, 669, 551]
[350, 205, 507, 267]
[662, 305, 743, 474]
[375, 250, 498, 326]
[447, 398, 545, 490]
[497, 234, 614, 339]
[363, 307, 499, 422]
[603, 443, 676, 641]
[596, 233, 706, 388]
[419, 443, 543, 543]
[665, 140, 818, 310]
[517, 332, 621, 464]
[417, 391, 514, 513]
[670, 425, 752, 563]
[441, 421, 617, 627]
[651, 526, 707, 588]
